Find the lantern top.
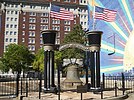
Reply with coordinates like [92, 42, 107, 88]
[41, 30, 58, 34]
[87, 31, 103, 35]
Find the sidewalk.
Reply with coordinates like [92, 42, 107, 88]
[1, 92, 133, 100]
[125, 93, 134, 100]
[10, 91, 131, 100]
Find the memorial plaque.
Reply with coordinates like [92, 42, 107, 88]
[77, 85, 87, 93]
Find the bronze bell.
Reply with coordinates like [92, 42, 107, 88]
[63, 64, 82, 89]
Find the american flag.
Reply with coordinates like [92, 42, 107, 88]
[94, 6, 117, 22]
[50, 5, 74, 20]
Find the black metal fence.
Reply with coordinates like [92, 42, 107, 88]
[101, 73, 134, 98]
[0, 74, 17, 97]
[0, 72, 42, 98]
[0, 72, 134, 99]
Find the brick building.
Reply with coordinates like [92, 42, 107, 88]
[0, 0, 88, 57]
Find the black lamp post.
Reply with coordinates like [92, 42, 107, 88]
[87, 31, 103, 88]
[41, 30, 58, 93]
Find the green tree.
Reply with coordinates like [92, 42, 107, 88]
[32, 48, 44, 72]
[1, 44, 35, 74]
[55, 51, 63, 69]
[32, 48, 63, 72]
[61, 24, 85, 64]
[0, 59, 8, 73]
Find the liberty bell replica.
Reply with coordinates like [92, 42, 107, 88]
[63, 64, 82, 89]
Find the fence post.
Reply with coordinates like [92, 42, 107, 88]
[122, 73, 125, 95]
[100, 82, 103, 99]
[115, 81, 117, 97]
[26, 78, 28, 97]
[102, 73, 105, 89]
[16, 74, 19, 97]
[58, 66, 61, 100]
[39, 72, 42, 99]
[21, 77, 22, 95]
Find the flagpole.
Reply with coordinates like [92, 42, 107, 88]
[92, 0, 95, 30]
[92, 6, 96, 30]
[87, 1, 90, 31]
[49, 2, 51, 29]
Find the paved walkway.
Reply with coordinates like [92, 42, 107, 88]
[7, 92, 132, 100]
[0, 92, 133, 100]
[125, 93, 134, 100]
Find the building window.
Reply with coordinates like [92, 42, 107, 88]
[64, 0, 70, 2]
[22, 31, 25, 35]
[52, 25, 60, 31]
[15, 18, 17, 21]
[84, 22, 86, 25]
[14, 38, 16, 42]
[7, 17, 9, 21]
[40, 25, 48, 30]
[14, 32, 17, 35]
[6, 4, 10, 7]
[41, 18, 48, 23]
[40, 45, 43, 48]
[56, 39, 60, 44]
[31, 45, 35, 51]
[6, 38, 8, 42]
[29, 31, 35, 37]
[11, 5, 14, 7]
[52, 19, 60, 24]
[6, 24, 9, 28]
[64, 20, 70, 25]
[7, 11, 10, 14]
[40, 34, 42, 37]
[81, 15, 83, 18]
[10, 38, 12, 42]
[28, 45, 35, 51]
[84, 15, 86, 19]
[57, 32, 60, 37]
[74, 20, 76, 24]
[6, 31, 8, 35]
[23, 24, 25, 29]
[29, 38, 35, 44]
[40, 39, 43, 44]
[41, 6, 45, 9]
[11, 11, 14, 14]
[22, 38, 25, 42]
[81, 22, 83, 25]
[64, 26, 70, 31]
[23, 17, 25, 21]
[32, 31, 35, 36]
[10, 24, 13, 28]
[29, 12, 36, 16]
[30, 5, 35, 9]
[41, 13, 48, 17]
[29, 18, 36, 23]
[10, 31, 13, 35]
[14, 25, 17, 28]
[29, 24, 36, 30]
[15, 5, 18, 8]
[15, 11, 18, 14]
